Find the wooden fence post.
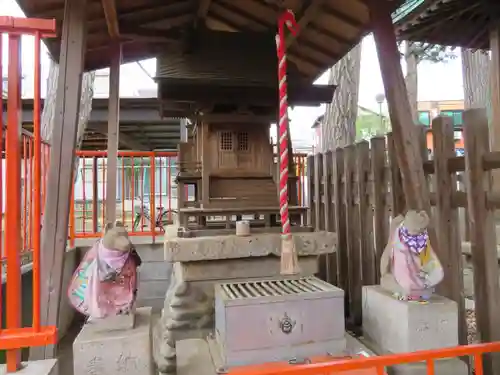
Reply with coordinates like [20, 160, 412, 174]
[387, 132, 405, 216]
[307, 155, 315, 228]
[314, 152, 322, 230]
[323, 150, 337, 285]
[357, 141, 376, 286]
[345, 145, 361, 326]
[333, 148, 348, 310]
[463, 108, 500, 375]
[370, 137, 388, 283]
[432, 116, 467, 346]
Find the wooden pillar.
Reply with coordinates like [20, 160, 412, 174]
[463, 109, 500, 375]
[367, 0, 431, 214]
[490, 23, 500, 189]
[105, 42, 121, 223]
[31, 0, 87, 360]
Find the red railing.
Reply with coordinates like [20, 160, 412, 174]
[68, 150, 178, 244]
[0, 16, 58, 373]
[229, 341, 500, 375]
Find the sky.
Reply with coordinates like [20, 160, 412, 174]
[0, 0, 465, 146]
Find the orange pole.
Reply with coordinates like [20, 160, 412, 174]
[75, 150, 176, 157]
[69, 185, 75, 247]
[22, 136, 28, 251]
[159, 157, 163, 214]
[150, 156, 156, 237]
[121, 156, 125, 225]
[228, 342, 500, 375]
[167, 157, 171, 220]
[0, 28, 3, 336]
[101, 158, 105, 227]
[29, 137, 34, 250]
[5, 32, 22, 372]
[82, 157, 87, 233]
[131, 157, 135, 230]
[32, 31, 42, 332]
[140, 158, 144, 231]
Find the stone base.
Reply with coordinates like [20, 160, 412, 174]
[176, 335, 379, 375]
[153, 257, 320, 374]
[165, 231, 336, 263]
[0, 360, 58, 375]
[208, 334, 346, 368]
[362, 286, 458, 353]
[73, 307, 153, 375]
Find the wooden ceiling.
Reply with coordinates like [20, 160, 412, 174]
[16, 0, 402, 82]
[394, 0, 500, 50]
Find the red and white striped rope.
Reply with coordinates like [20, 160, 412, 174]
[276, 10, 298, 239]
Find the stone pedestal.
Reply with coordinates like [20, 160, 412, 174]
[73, 307, 153, 375]
[153, 231, 336, 374]
[0, 360, 58, 375]
[362, 286, 467, 375]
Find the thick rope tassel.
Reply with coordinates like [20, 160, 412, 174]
[276, 10, 300, 275]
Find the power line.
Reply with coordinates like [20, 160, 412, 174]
[136, 60, 155, 82]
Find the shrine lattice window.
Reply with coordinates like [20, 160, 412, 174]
[220, 131, 233, 151]
[237, 132, 249, 151]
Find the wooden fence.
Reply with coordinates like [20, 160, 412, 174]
[308, 108, 500, 353]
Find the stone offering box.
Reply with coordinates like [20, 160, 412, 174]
[212, 276, 346, 368]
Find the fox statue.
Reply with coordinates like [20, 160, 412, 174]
[68, 221, 142, 320]
[380, 210, 444, 301]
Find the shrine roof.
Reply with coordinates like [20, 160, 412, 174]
[17, 0, 401, 82]
[393, 0, 498, 50]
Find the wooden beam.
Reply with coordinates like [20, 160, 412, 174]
[105, 42, 122, 223]
[101, 0, 120, 38]
[286, 0, 327, 47]
[196, 0, 212, 25]
[368, 0, 431, 212]
[30, 0, 88, 360]
[87, 123, 149, 150]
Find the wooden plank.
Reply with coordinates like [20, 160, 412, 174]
[370, 136, 388, 283]
[31, 0, 87, 360]
[344, 145, 361, 326]
[307, 155, 315, 227]
[432, 116, 467, 346]
[333, 149, 348, 297]
[387, 132, 405, 216]
[105, 42, 121, 224]
[463, 108, 500, 375]
[357, 141, 375, 286]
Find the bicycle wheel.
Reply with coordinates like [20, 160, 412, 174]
[159, 210, 176, 226]
[133, 214, 142, 230]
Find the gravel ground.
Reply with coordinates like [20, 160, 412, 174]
[467, 308, 477, 344]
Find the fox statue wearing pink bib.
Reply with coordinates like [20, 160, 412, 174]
[380, 210, 443, 301]
[68, 221, 142, 320]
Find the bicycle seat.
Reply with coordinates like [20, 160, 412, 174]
[156, 206, 163, 210]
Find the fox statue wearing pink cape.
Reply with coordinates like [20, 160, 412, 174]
[68, 221, 142, 320]
[380, 210, 444, 301]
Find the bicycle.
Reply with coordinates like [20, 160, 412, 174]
[133, 205, 177, 233]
